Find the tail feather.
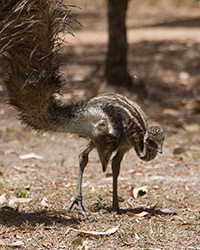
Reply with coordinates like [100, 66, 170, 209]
[0, 0, 71, 131]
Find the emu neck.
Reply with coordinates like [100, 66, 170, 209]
[49, 101, 109, 139]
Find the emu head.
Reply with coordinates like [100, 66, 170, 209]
[147, 126, 165, 153]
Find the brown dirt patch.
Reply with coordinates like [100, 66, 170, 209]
[0, 2, 200, 249]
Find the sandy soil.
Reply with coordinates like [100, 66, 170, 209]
[0, 3, 200, 249]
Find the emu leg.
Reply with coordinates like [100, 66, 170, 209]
[69, 142, 93, 214]
[111, 149, 126, 213]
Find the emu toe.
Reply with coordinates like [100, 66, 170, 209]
[69, 195, 85, 215]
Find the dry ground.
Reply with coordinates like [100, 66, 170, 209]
[0, 2, 200, 249]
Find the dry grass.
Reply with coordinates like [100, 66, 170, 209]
[0, 125, 199, 249]
[0, 1, 200, 249]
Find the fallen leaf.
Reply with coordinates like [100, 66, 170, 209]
[105, 172, 112, 177]
[0, 239, 6, 246]
[131, 186, 148, 198]
[0, 194, 6, 205]
[159, 208, 177, 214]
[41, 197, 49, 208]
[82, 239, 89, 249]
[179, 71, 190, 81]
[12, 226, 36, 232]
[118, 195, 125, 202]
[66, 226, 119, 236]
[173, 148, 199, 158]
[4, 149, 16, 155]
[185, 98, 200, 113]
[19, 153, 43, 160]
[72, 75, 84, 82]
[162, 108, 179, 117]
[42, 241, 53, 248]
[135, 232, 140, 240]
[9, 197, 32, 206]
[12, 166, 27, 173]
[178, 222, 200, 226]
[69, 224, 79, 230]
[184, 124, 200, 132]
[166, 120, 185, 129]
[173, 147, 186, 155]
[126, 211, 149, 218]
[71, 237, 83, 246]
[9, 240, 24, 247]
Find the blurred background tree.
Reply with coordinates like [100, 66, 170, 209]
[105, 0, 131, 86]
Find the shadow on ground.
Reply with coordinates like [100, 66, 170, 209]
[88, 202, 177, 216]
[0, 204, 177, 227]
[0, 206, 80, 227]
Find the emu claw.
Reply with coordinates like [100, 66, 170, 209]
[69, 195, 85, 215]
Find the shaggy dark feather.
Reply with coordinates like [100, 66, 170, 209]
[0, 0, 73, 131]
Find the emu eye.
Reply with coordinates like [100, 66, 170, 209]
[98, 122, 106, 128]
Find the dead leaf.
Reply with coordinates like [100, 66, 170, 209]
[105, 172, 112, 177]
[19, 153, 43, 160]
[0, 239, 6, 246]
[12, 226, 36, 232]
[162, 108, 179, 117]
[178, 222, 200, 226]
[4, 149, 16, 155]
[41, 197, 49, 208]
[179, 71, 190, 82]
[9, 240, 24, 247]
[159, 208, 177, 214]
[173, 147, 186, 155]
[173, 148, 199, 158]
[8, 197, 32, 206]
[184, 124, 200, 132]
[72, 75, 84, 82]
[66, 226, 119, 236]
[166, 120, 185, 129]
[42, 241, 53, 248]
[12, 166, 27, 173]
[126, 211, 149, 218]
[0, 194, 6, 205]
[118, 195, 125, 202]
[135, 232, 140, 240]
[131, 186, 148, 198]
[152, 185, 160, 190]
[71, 237, 83, 246]
[185, 98, 200, 113]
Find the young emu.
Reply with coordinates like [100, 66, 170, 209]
[69, 94, 165, 213]
[0, 0, 165, 214]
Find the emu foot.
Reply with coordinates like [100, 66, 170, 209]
[112, 202, 120, 214]
[115, 208, 121, 214]
[69, 195, 85, 215]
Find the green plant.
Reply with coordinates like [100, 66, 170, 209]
[15, 189, 28, 198]
[56, 157, 66, 167]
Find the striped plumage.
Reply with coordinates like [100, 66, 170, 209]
[0, 0, 165, 214]
[69, 94, 165, 213]
[88, 94, 164, 164]
[89, 94, 148, 159]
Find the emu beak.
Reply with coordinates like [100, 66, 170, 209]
[156, 144, 163, 154]
[149, 140, 163, 154]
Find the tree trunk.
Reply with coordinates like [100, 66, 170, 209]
[105, 0, 131, 86]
